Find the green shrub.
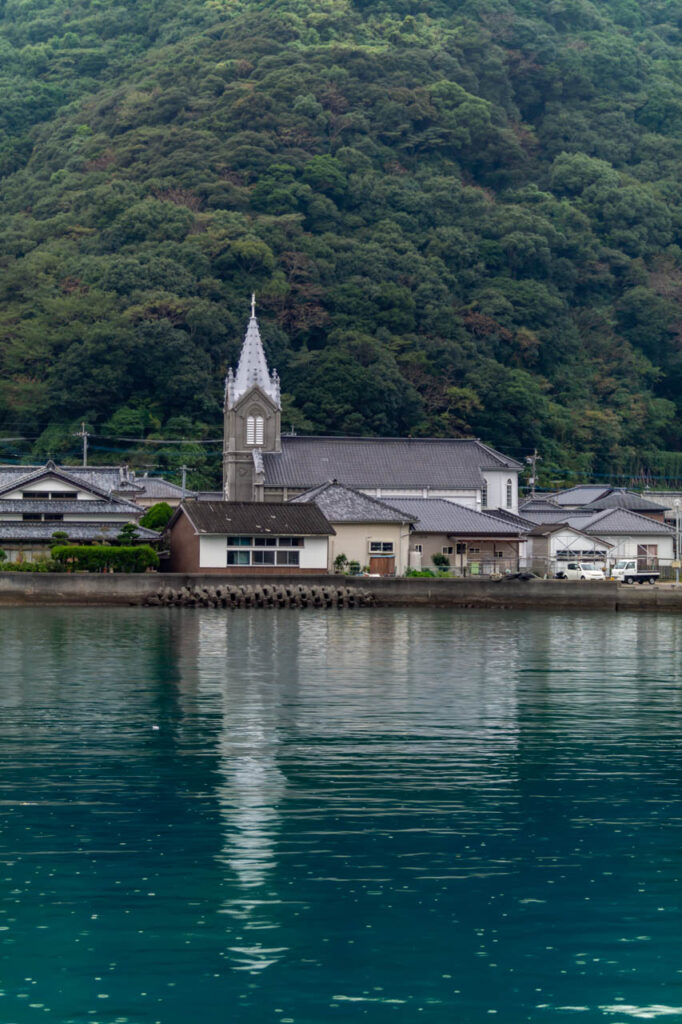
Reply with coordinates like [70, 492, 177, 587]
[139, 502, 173, 531]
[2, 557, 58, 572]
[0, 549, 6, 563]
[431, 553, 450, 568]
[51, 545, 159, 573]
[333, 552, 348, 573]
[405, 568, 436, 577]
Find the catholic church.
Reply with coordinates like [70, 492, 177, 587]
[222, 299, 522, 514]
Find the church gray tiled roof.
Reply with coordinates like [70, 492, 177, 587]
[587, 490, 670, 513]
[225, 304, 280, 409]
[291, 482, 413, 523]
[391, 499, 524, 535]
[263, 437, 521, 489]
[178, 500, 334, 536]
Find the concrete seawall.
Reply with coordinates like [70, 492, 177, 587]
[1, 572, 679, 610]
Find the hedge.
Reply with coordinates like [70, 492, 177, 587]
[51, 545, 159, 573]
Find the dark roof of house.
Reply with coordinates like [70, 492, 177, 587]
[519, 497, 561, 511]
[587, 490, 671, 513]
[566, 508, 676, 536]
[117, 476, 188, 500]
[175, 500, 335, 536]
[390, 498, 523, 535]
[520, 508, 594, 525]
[0, 522, 159, 542]
[291, 482, 413, 523]
[261, 437, 521, 489]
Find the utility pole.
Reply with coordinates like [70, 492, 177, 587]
[675, 499, 680, 585]
[75, 422, 88, 466]
[181, 464, 187, 499]
[525, 448, 542, 498]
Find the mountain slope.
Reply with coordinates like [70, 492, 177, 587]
[1, 0, 682, 484]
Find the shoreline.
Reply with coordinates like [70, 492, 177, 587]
[1, 572, 681, 611]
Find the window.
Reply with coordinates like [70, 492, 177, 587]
[277, 550, 300, 566]
[442, 546, 453, 555]
[22, 490, 77, 500]
[369, 541, 394, 553]
[278, 537, 303, 547]
[253, 550, 275, 565]
[413, 544, 423, 553]
[469, 547, 480, 554]
[456, 543, 466, 555]
[495, 551, 504, 558]
[22, 513, 63, 522]
[506, 478, 513, 508]
[481, 482, 488, 508]
[246, 415, 264, 446]
[254, 537, 276, 547]
[22, 513, 41, 521]
[227, 536, 252, 546]
[44, 513, 64, 522]
[227, 550, 250, 565]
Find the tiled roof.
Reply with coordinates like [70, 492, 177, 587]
[0, 462, 118, 500]
[0, 463, 187, 502]
[550, 485, 612, 505]
[291, 482, 413, 523]
[0, 498, 143, 515]
[178, 500, 335, 536]
[588, 490, 670, 512]
[118, 477, 187, 500]
[390, 498, 523, 535]
[482, 508, 536, 531]
[519, 497, 561, 511]
[520, 509, 593, 525]
[262, 437, 521, 489]
[566, 508, 676, 536]
[0, 522, 159, 541]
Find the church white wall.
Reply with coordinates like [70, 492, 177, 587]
[483, 472, 518, 514]
[299, 536, 329, 570]
[199, 535, 227, 569]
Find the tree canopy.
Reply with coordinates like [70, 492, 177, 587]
[1, 0, 682, 485]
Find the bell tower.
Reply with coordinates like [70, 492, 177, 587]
[223, 296, 281, 501]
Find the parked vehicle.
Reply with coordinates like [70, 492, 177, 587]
[610, 559, 659, 585]
[556, 562, 606, 581]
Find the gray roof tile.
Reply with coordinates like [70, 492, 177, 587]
[178, 500, 334, 536]
[291, 482, 413, 522]
[263, 437, 521, 489]
[566, 508, 676, 535]
[390, 498, 523, 535]
[0, 522, 159, 541]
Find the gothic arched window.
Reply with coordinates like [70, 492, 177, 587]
[246, 415, 264, 446]
[506, 478, 513, 508]
[481, 481, 488, 508]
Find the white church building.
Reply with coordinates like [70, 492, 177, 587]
[222, 301, 522, 513]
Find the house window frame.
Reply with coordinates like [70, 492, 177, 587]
[481, 481, 488, 508]
[506, 478, 513, 508]
[369, 540, 394, 554]
[246, 414, 264, 446]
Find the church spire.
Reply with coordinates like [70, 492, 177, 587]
[225, 296, 281, 410]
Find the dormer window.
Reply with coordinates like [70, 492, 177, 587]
[246, 415, 264, 446]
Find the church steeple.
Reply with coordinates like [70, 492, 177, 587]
[223, 297, 282, 501]
[225, 294, 280, 410]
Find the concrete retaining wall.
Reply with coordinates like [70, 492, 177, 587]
[0, 571, 625, 609]
[1, 571, 681, 610]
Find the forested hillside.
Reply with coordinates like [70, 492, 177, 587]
[1, 0, 682, 486]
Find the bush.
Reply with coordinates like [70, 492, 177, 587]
[139, 502, 173, 531]
[347, 560, 361, 574]
[333, 552, 348, 573]
[0, 549, 6, 563]
[51, 545, 159, 573]
[405, 568, 436, 577]
[431, 553, 450, 568]
[2, 557, 58, 572]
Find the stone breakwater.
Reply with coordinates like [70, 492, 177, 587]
[144, 582, 375, 610]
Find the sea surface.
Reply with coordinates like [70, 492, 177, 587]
[0, 607, 681, 1024]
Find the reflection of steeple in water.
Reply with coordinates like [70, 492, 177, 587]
[191, 613, 291, 972]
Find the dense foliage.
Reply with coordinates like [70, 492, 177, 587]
[51, 544, 160, 572]
[2, 0, 682, 485]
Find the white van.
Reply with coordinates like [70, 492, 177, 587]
[556, 562, 606, 581]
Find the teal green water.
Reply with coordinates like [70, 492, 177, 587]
[1, 607, 681, 1024]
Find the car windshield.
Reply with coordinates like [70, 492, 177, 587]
[579, 563, 597, 570]
[614, 560, 631, 569]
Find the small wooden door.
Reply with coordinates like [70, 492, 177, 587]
[369, 556, 395, 575]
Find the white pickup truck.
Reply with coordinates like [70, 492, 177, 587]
[611, 559, 659, 584]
